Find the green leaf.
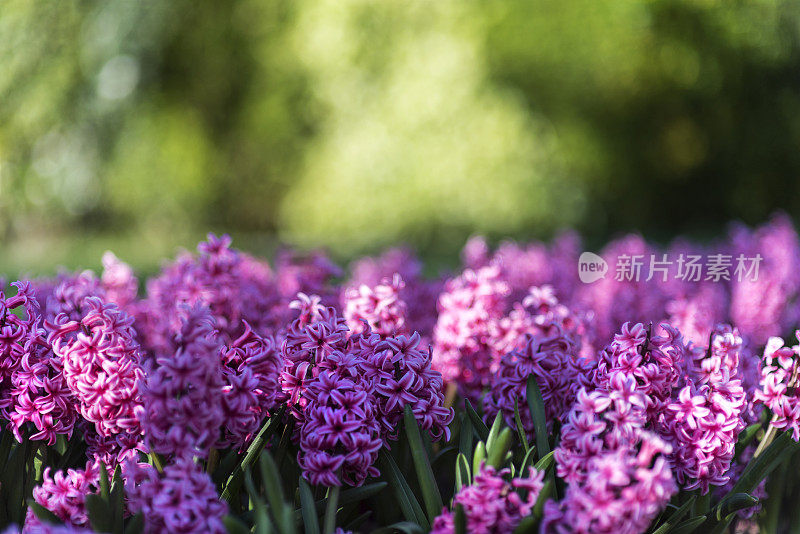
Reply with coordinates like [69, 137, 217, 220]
[485, 412, 504, 453]
[259, 450, 289, 531]
[519, 446, 537, 473]
[715, 493, 759, 521]
[512, 516, 538, 534]
[299, 477, 320, 534]
[86, 493, 114, 533]
[111, 465, 125, 534]
[453, 504, 466, 534]
[472, 441, 486, 475]
[322, 484, 340, 534]
[464, 400, 490, 443]
[224, 514, 252, 534]
[649, 496, 695, 534]
[221, 406, 286, 503]
[403, 405, 444, 523]
[99, 462, 111, 501]
[486, 427, 513, 469]
[534, 451, 555, 473]
[458, 414, 474, 463]
[29, 501, 62, 525]
[243, 469, 272, 534]
[454, 452, 471, 494]
[735, 423, 762, 456]
[124, 512, 144, 534]
[526, 376, 549, 460]
[513, 400, 530, 453]
[369, 522, 425, 534]
[343, 511, 371, 532]
[719, 431, 799, 502]
[378, 450, 428, 529]
[533, 479, 554, 519]
[669, 516, 706, 534]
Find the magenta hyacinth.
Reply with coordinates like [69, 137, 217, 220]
[431, 464, 545, 534]
[342, 274, 408, 338]
[47, 297, 143, 439]
[28, 462, 100, 529]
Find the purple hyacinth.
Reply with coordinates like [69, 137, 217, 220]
[754, 332, 800, 439]
[127, 457, 228, 534]
[484, 326, 590, 443]
[431, 464, 545, 534]
[47, 297, 143, 439]
[283, 300, 451, 485]
[137, 305, 224, 459]
[218, 322, 282, 450]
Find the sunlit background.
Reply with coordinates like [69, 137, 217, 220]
[2, 0, 800, 276]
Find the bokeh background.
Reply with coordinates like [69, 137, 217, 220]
[2, 0, 800, 276]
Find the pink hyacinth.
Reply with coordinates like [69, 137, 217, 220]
[47, 297, 143, 439]
[431, 464, 545, 534]
[0, 281, 79, 445]
[218, 322, 282, 449]
[127, 457, 227, 534]
[754, 332, 800, 440]
[342, 274, 408, 337]
[543, 432, 675, 534]
[28, 462, 100, 529]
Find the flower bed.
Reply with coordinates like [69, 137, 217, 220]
[2, 215, 800, 533]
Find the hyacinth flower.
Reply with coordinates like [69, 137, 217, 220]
[431, 464, 545, 534]
[126, 458, 228, 534]
[0, 281, 79, 445]
[26, 462, 100, 530]
[137, 305, 224, 459]
[282, 299, 452, 485]
[483, 326, 591, 443]
[342, 274, 408, 338]
[46, 297, 143, 440]
[543, 432, 676, 534]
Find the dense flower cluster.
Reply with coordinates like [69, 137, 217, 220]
[283, 302, 452, 485]
[48, 297, 143, 439]
[5, 214, 800, 533]
[543, 433, 675, 534]
[127, 458, 228, 534]
[28, 463, 100, 529]
[137, 305, 224, 459]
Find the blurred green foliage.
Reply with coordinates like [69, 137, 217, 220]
[1, 0, 799, 272]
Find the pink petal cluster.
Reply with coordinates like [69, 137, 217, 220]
[28, 462, 100, 529]
[0, 282, 78, 444]
[47, 297, 143, 439]
[431, 464, 545, 534]
[342, 274, 408, 337]
[543, 433, 675, 534]
[754, 332, 800, 439]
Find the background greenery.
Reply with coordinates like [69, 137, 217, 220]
[2, 0, 799, 276]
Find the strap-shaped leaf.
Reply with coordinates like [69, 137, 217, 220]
[472, 441, 486, 475]
[534, 451, 555, 472]
[513, 400, 530, 453]
[454, 504, 467, 534]
[124, 512, 144, 534]
[403, 405, 443, 522]
[649, 496, 695, 534]
[526, 376, 549, 460]
[322, 485, 340, 534]
[486, 428, 513, 469]
[299, 477, 320, 534]
[465, 400, 490, 443]
[669, 516, 706, 534]
[224, 515, 251, 534]
[454, 453, 471, 494]
[29, 501, 62, 525]
[378, 450, 428, 528]
[86, 493, 114, 533]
